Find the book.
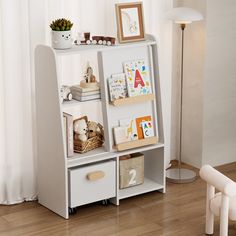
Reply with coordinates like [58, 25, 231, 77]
[63, 112, 74, 157]
[123, 59, 152, 97]
[71, 90, 100, 97]
[72, 94, 101, 101]
[135, 116, 152, 139]
[119, 118, 138, 141]
[141, 120, 154, 138]
[113, 126, 129, 145]
[70, 84, 100, 93]
[107, 73, 128, 102]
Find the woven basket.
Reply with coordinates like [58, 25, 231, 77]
[74, 116, 104, 154]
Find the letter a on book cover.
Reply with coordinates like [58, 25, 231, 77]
[134, 69, 145, 88]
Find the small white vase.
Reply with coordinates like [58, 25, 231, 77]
[51, 30, 73, 49]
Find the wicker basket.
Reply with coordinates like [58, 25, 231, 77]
[74, 116, 104, 154]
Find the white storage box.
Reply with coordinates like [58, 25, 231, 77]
[69, 160, 116, 208]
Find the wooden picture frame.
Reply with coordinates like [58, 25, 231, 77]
[115, 2, 145, 43]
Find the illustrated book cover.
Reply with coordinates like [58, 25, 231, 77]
[123, 59, 152, 97]
[119, 118, 138, 141]
[135, 115, 152, 139]
[141, 120, 154, 138]
[107, 73, 128, 102]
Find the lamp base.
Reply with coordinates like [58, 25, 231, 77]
[166, 168, 197, 183]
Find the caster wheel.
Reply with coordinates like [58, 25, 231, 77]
[68, 207, 77, 215]
[101, 199, 110, 206]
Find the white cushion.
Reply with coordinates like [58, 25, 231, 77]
[210, 192, 236, 220]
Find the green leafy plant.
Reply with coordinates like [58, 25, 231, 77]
[50, 18, 73, 31]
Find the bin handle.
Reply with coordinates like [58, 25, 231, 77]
[87, 171, 105, 181]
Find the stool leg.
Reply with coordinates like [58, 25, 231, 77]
[220, 195, 229, 236]
[206, 184, 215, 235]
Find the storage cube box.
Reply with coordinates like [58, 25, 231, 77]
[119, 153, 144, 189]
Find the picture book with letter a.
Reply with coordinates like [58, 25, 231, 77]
[123, 59, 152, 97]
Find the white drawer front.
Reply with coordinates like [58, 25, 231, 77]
[69, 161, 116, 207]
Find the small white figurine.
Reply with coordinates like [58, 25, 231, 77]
[73, 119, 88, 142]
[60, 85, 72, 103]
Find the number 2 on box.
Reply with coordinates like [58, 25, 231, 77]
[129, 169, 137, 185]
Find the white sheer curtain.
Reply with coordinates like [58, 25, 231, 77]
[0, 0, 172, 204]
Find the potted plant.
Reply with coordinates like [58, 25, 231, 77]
[50, 18, 73, 49]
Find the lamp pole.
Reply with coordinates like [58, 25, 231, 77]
[166, 23, 197, 183]
[178, 23, 185, 170]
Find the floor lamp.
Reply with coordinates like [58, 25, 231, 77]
[166, 7, 203, 183]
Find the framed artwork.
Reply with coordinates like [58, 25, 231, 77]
[115, 2, 145, 43]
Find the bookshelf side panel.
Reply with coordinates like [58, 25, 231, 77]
[35, 45, 68, 219]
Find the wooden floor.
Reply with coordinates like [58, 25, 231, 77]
[0, 162, 236, 236]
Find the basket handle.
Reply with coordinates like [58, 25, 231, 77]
[86, 171, 105, 181]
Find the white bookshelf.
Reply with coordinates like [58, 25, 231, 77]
[35, 34, 165, 219]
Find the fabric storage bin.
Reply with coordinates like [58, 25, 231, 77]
[119, 153, 144, 189]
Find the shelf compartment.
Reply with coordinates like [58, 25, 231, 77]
[114, 136, 158, 151]
[111, 94, 155, 106]
[119, 178, 164, 200]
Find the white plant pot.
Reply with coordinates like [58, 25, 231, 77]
[51, 30, 73, 49]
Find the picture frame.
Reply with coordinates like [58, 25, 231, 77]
[115, 2, 145, 43]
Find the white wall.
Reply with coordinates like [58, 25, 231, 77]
[202, 0, 236, 166]
[172, 0, 236, 168]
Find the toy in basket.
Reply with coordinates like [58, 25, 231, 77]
[73, 116, 104, 153]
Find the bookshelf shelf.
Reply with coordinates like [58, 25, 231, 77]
[35, 34, 165, 219]
[114, 136, 158, 151]
[62, 99, 101, 109]
[111, 94, 155, 106]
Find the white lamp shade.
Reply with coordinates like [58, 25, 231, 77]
[166, 7, 203, 24]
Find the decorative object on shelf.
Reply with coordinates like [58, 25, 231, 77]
[123, 59, 152, 97]
[84, 63, 96, 83]
[135, 115, 152, 139]
[119, 118, 138, 141]
[91, 36, 116, 46]
[63, 112, 74, 157]
[73, 116, 104, 153]
[79, 63, 99, 90]
[115, 2, 145, 43]
[74, 32, 116, 46]
[87, 121, 99, 139]
[70, 84, 101, 102]
[60, 85, 73, 103]
[119, 152, 144, 189]
[74, 117, 88, 142]
[165, 7, 203, 184]
[50, 18, 73, 49]
[107, 73, 128, 102]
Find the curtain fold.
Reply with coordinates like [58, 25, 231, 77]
[0, 0, 172, 204]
